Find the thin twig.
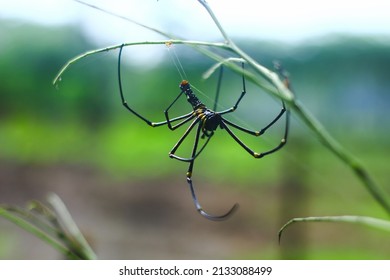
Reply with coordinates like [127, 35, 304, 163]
[197, 0, 232, 44]
[48, 193, 97, 260]
[279, 215, 390, 243]
[53, 40, 228, 86]
[196, 0, 390, 216]
[0, 206, 81, 259]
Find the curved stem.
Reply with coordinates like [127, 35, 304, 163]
[197, 0, 232, 44]
[196, 1, 294, 101]
[279, 215, 390, 243]
[53, 40, 229, 86]
[196, 0, 390, 216]
[291, 101, 390, 214]
[0, 206, 81, 259]
[48, 193, 97, 260]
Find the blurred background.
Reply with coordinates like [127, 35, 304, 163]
[0, 0, 390, 259]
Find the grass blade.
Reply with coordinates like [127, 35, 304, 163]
[279, 215, 390, 243]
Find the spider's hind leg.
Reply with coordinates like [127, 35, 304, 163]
[186, 175, 239, 221]
[184, 123, 238, 221]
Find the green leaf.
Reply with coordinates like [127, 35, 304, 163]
[0, 194, 97, 259]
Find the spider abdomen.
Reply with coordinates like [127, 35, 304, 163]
[196, 108, 222, 132]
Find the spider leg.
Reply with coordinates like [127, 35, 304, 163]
[216, 62, 247, 115]
[185, 124, 238, 221]
[212, 64, 223, 111]
[216, 58, 290, 158]
[118, 44, 167, 127]
[164, 92, 194, 131]
[222, 101, 287, 136]
[220, 109, 289, 158]
[187, 177, 239, 221]
[118, 44, 192, 127]
[164, 112, 195, 130]
[169, 119, 213, 162]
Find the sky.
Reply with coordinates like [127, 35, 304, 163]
[1, 0, 390, 44]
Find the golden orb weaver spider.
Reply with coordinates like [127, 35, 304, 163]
[118, 44, 290, 221]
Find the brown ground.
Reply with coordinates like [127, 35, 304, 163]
[0, 162, 285, 259]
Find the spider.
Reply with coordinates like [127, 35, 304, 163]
[117, 44, 290, 221]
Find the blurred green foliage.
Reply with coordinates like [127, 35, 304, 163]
[1, 20, 390, 259]
[1, 21, 389, 178]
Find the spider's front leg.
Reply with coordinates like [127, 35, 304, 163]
[117, 44, 167, 127]
[119, 44, 193, 128]
[163, 89, 195, 131]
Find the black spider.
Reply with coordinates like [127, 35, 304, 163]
[118, 44, 289, 221]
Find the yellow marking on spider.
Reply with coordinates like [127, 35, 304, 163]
[165, 41, 173, 48]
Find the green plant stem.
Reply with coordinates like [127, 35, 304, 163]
[48, 193, 97, 260]
[197, 0, 231, 44]
[291, 101, 390, 214]
[53, 40, 228, 86]
[197, 0, 390, 215]
[6, 204, 61, 238]
[1, 195, 97, 259]
[0, 206, 80, 259]
[279, 215, 390, 243]
[197, 1, 294, 101]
